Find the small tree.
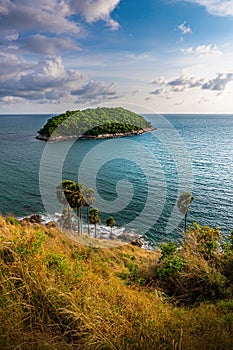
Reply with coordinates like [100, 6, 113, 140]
[88, 208, 101, 238]
[106, 216, 116, 235]
[177, 192, 194, 236]
[190, 222, 222, 260]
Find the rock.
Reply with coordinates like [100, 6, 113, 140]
[131, 238, 143, 248]
[45, 221, 56, 228]
[22, 214, 43, 224]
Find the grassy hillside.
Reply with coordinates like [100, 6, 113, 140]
[37, 107, 154, 140]
[0, 216, 233, 349]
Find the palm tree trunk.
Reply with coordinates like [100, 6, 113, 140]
[68, 206, 72, 230]
[94, 224, 97, 238]
[79, 207, 82, 234]
[184, 212, 187, 242]
[87, 207, 90, 235]
[77, 208, 80, 233]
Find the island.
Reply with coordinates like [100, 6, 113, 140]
[36, 107, 156, 141]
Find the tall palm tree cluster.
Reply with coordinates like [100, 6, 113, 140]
[56, 180, 98, 234]
[56, 180, 116, 238]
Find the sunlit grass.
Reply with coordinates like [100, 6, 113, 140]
[0, 215, 232, 349]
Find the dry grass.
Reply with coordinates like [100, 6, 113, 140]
[0, 215, 232, 349]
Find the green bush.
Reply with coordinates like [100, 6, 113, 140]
[189, 223, 221, 260]
[148, 229, 232, 304]
[159, 241, 177, 260]
[157, 254, 186, 280]
[5, 216, 21, 226]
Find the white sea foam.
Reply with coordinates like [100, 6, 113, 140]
[18, 212, 148, 249]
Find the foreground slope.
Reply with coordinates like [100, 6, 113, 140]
[0, 215, 232, 349]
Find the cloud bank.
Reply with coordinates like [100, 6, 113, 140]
[184, 0, 233, 17]
[0, 0, 120, 33]
[151, 72, 233, 95]
[70, 0, 120, 31]
[181, 44, 222, 56]
[0, 0, 120, 55]
[0, 54, 119, 104]
[0, 0, 121, 106]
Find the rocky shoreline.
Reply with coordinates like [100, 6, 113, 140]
[36, 127, 156, 142]
[19, 214, 144, 247]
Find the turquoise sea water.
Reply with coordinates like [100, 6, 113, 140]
[0, 113, 232, 246]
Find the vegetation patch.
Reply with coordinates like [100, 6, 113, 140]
[0, 215, 233, 349]
[37, 107, 154, 141]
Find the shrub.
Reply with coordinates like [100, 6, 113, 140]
[188, 223, 221, 260]
[149, 229, 231, 304]
[159, 241, 177, 260]
[5, 216, 21, 226]
[157, 254, 186, 281]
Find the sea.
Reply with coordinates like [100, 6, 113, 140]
[0, 113, 232, 247]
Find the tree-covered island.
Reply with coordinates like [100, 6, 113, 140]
[36, 107, 156, 141]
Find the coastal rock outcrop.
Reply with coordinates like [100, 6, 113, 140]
[21, 214, 43, 224]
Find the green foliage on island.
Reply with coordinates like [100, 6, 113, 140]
[38, 107, 153, 139]
[0, 215, 233, 349]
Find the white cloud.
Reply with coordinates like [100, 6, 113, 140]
[178, 21, 192, 34]
[168, 74, 204, 90]
[71, 81, 119, 101]
[0, 0, 79, 35]
[151, 88, 166, 95]
[181, 44, 222, 56]
[0, 54, 119, 104]
[151, 76, 167, 85]
[184, 0, 233, 17]
[4, 31, 19, 41]
[1, 96, 25, 104]
[151, 72, 233, 94]
[0, 52, 30, 79]
[175, 100, 184, 105]
[70, 0, 120, 31]
[19, 34, 81, 55]
[0, 0, 120, 56]
[0, 0, 120, 35]
[198, 97, 209, 104]
[202, 73, 233, 90]
[132, 89, 140, 94]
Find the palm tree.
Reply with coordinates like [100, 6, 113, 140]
[57, 180, 84, 233]
[56, 180, 75, 206]
[69, 182, 85, 234]
[177, 192, 194, 236]
[106, 216, 116, 237]
[88, 208, 101, 238]
[60, 207, 73, 229]
[81, 185, 95, 235]
[56, 180, 76, 229]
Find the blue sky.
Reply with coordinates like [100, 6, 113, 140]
[1, 0, 233, 114]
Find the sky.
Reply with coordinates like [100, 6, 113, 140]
[1, 0, 233, 114]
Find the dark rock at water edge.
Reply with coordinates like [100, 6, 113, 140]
[131, 238, 143, 248]
[36, 127, 156, 142]
[21, 214, 43, 224]
[45, 221, 57, 228]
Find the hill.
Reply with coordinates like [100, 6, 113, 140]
[0, 215, 233, 349]
[36, 107, 155, 141]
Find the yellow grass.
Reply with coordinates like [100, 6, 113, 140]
[0, 215, 232, 349]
